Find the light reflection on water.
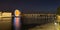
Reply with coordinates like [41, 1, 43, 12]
[0, 17, 56, 30]
[0, 17, 12, 30]
[1, 18, 12, 22]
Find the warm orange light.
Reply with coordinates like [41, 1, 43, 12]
[14, 9, 21, 16]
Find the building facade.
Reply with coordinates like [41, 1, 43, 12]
[23, 14, 56, 24]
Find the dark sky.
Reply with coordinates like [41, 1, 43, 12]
[0, 0, 60, 14]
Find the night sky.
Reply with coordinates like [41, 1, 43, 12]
[0, 0, 60, 14]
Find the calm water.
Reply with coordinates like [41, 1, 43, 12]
[0, 18, 12, 30]
[0, 17, 56, 30]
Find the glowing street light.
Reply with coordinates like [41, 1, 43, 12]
[14, 9, 21, 30]
[14, 9, 21, 16]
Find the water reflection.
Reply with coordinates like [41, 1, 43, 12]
[28, 23, 55, 30]
[0, 17, 56, 30]
[0, 17, 12, 30]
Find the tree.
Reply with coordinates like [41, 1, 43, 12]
[57, 6, 60, 15]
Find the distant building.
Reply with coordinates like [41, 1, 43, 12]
[22, 14, 56, 24]
[2, 12, 12, 17]
[0, 12, 12, 21]
[0, 11, 56, 24]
